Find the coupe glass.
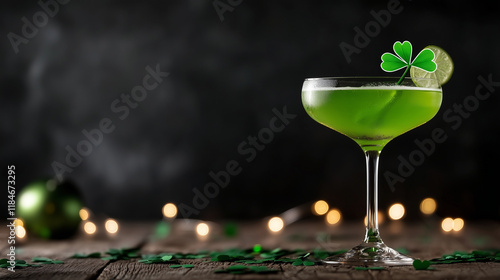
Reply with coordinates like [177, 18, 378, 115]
[302, 77, 442, 265]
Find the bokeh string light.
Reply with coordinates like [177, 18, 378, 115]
[15, 225, 27, 239]
[441, 217, 454, 232]
[388, 203, 405, 220]
[453, 218, 465, 231]
[78, 207, 121, 237]
[420, 198, 437, 215]
[14, 218, 24, 227]
[14, 218, 27, 239]
[325, 209, 342, 225]
[441, 217, 465, 232]
[196, 222, 210, 237]
[105, 219, 119, 234]
[162, 203, 178, 219]
[268, 217, 284, 233]
[312, 200, 329, 216]
[71, 198, 465, 239]
[79, 208, 90, 221]
[83, 221, 97, 235]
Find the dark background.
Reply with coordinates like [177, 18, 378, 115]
[1, 0, 499, 221]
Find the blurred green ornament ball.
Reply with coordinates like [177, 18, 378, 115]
[18, 179, 84, 239]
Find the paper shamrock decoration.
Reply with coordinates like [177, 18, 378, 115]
[380, 41, 437, 84]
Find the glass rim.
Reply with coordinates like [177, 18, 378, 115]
[303, 76, 441, 89]
[304, 76, 437, 81]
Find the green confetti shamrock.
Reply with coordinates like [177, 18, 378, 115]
[71, 252, 102, 259]
[412, 259, 432, 270]
[381, 41, 437, 85]
[101, 247, 140, 261]
[31, 257, 64, 264]
[170, 264, 194, 268]
[0, 259, 42, 269]
[430, 249, 500, 264]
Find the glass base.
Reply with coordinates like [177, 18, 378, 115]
[322, 242, 414, 266]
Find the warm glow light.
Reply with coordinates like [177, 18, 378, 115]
[441, 217, 454, 232]
[162, 203, 178, 218]
[105, 219, 119, 234]
[326, 209, 341, 225]
[196, 222, 210, 236]
[79, 208, 90, 221]
[378, 211, 385, 224]
[312, 200, 329, 216]
[14, 218, 24, 227]
[453, 218, 464, 232]
[420, 198, 437, 215]
[388, 203, 405, 220]
[268, 217, 284, 232]
[84, 221, 97, 235]
[364, 211, 385, 226]
[15, 225, 26, 239]
[441, 217, 465, 232]
[19, 191, 38, 209]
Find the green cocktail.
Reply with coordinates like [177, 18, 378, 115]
[302, 77, 442, 266]
[302, 85, 442, 151]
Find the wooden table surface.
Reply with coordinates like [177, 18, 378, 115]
[1, 219, 500, 279]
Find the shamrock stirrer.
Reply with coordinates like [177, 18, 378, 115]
[380, 41, 437, 85]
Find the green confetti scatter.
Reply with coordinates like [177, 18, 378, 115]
[210, 248, 254, 262]
[71, 252, 101, 258]
[303, 261, 315, 266]
[102, 248, 140, 261]
[312, 248, 347, 260]
[429, 249, 500, 264]
[32, 257, 64, 264]
[139, 254, 178, 264]
[139, 252, 209, 264]
[170, 264, 194, 268]
[161, 255, 173, 261]
[0, 259, 42, 269]
[137, 247, 328, 267]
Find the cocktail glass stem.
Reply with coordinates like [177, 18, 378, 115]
[364, 150, 383, 244]
[322, 147, 414, 265]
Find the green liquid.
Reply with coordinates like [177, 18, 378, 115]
[302, 86, 442, 151]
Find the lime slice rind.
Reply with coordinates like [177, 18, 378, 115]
[410, 45, 454, 87]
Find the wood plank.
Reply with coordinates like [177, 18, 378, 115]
[96, 258, 500, 280]
[0, 222, 153, 280]
[0, 259, 108, 280]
